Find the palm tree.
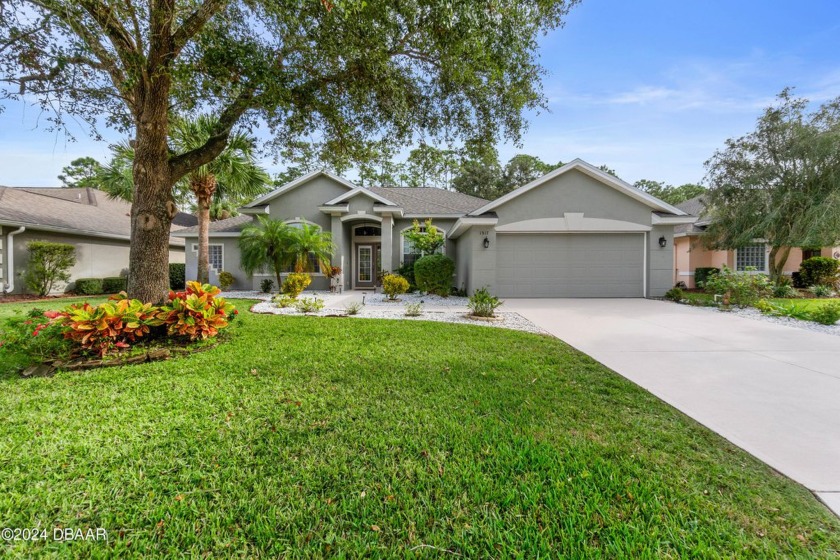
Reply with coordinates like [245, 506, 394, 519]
[99, 116, 270, 284]
[239, 218, 335, 291]
[239, 217, 295, 292]
[169, 116, 270, 284]
[286, 223, 335, 274]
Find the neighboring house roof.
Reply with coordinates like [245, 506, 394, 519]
[674, 195, 710, 234]
[0, 186, 187, 246]
[174, 214, 256, 236]
[468, 159, 690, 217]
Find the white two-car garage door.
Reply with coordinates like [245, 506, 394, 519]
[496, 233, 645, 298]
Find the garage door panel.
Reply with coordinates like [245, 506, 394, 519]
[495, 233, 644, 298]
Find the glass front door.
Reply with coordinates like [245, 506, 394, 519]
[356, 244, 376, 288]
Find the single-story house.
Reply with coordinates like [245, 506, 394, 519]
[174, 159, 695, 298]
[0, 186, 191, 294]
[674, 195, 840, 288]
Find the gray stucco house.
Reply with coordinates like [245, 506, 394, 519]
[174, 159, 696, 298]
[0, 186, 190, 294]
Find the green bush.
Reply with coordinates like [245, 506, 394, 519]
[414, 254, 455, 297]
[810, 284, 834, 298]
[771, 278, 799, 298]
[260, 278, 275, 293]
[799, 257, 839, 287]
[404, 302, 423, 317]
[382, 274, 409, 300]
[273, 294, 297, 308]
[664, 287, 684, 302]
[102, 276, 127, 293]
[810, 302, 840, 325]
[281, 273, 311, 298]
[169, 263, 186, 290]
[23, 241, 76, 296]
[704, 266, 771, 308]
[396, 262, 416, 291]
[694, 267, 719, 289]
[294, 296, 324, 314]
[468, 286, 503, 317]
[218, 271, 235, 291]
[0, 308, 72, 368]
[345, 302, 362, 315]
[74, 278, 103, 295]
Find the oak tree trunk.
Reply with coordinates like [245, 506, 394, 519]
[127, 79, 175, 304]
[769, 246, 791, 282]
[194, 175, 218, 284]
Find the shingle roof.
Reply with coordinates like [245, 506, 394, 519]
[674, 195, 709, 234]
[367, 187, 488, 215]
[174, 214, 256, 235]
[0, 186, 187, 246]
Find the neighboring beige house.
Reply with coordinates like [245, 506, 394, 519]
[674, 195, 840, 288]
[0, 186, 191, 294]
[175, 159, 696, 298]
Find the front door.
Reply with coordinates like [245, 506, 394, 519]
[356, 244, 380, 289]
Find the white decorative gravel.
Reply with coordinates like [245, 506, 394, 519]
[360, 291, 470, 308]
[687, 303, 840, 337]
[249, 298, 546, 334]
[220, 290, 273, 301]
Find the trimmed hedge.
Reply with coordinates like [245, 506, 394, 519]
[799, 257, 839, 287]
[694, 267, 719, 288]
[414, 254, 455, 297]
[169, 263, 186, 290]
[102, 276, 127, 293]
[74, 278, 103, 295]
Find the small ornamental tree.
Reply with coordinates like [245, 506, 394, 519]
[414, 254, 455, 297]
[24, 241, 76, 296]
[404, 219, 445, 256]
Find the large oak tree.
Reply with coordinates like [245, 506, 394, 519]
[1, 0, 578, 302]
[703, 90, 840, 280]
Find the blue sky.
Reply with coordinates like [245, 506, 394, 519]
[1, 0, 839, 187]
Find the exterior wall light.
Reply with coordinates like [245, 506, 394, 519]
[658, 236, 667, 248]
[483, 237, 490, 249]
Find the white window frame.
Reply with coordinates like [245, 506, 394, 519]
[734, 242, 769, 274]
[399, 224, 447, 266]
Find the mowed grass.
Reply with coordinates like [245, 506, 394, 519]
[769, 298, 840, 313]
[0, 299, 839, 558]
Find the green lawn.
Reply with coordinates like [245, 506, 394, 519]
[1, 299, 839, 557]
[769, 298, 840, 312]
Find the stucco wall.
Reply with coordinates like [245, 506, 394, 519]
[648, 226, 674, 297]
[6, 229, 184, 294]
[267, 176, 347, 229]
[493, 169, 653, 227]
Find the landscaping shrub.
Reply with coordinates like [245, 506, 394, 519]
[404, 302, 423, 317]
[396, 262, 416, 291]
[74, 278, 104, 295]
[382, 274, 409, 300]
[414, 254, 455, 297]
[344, 302, 362, 315]
[0, 308, 72, 365]
[771, 278, 798, 298]
[54, 296, 163, 356]
[294, 296, 324, 314]
[24, 241, 76, 296]
[281, 273, 311, 298]
[704, 265, 771, 308]
[102, 276, 127, 293]
[791, 271, 806, 289]
[799, 257, 839, 287]
[664, 287, 684, 302]
[694, 267, 719, 289]
[218, 271, 235, 291]
[157, 282, 235, 341]
[260, 278, 275, 293]
[811, 302, 840, 325]
[810, 284, 834, 298]
[468, 286, 502, 317]
[272, 294, 296, 308]
[169, 263, 186, 290]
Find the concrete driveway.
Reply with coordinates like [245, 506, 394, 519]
[505, 298, 840, 515]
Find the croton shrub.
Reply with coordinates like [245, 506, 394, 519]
[1, 282, 237, 364]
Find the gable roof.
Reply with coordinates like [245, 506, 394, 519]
[323, 186, 398, 207]
[243, 169, 357, 208]
[0, 186, 187, 246]
[368, 187, 488, 215]
[468, 159, 689, 217]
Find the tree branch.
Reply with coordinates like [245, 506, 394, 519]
[172, 0, 228, 57]
[77, 0, 138, 70]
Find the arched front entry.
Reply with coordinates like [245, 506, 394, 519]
[350, 221, 382, 289]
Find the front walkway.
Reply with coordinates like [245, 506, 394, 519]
[505, 298, 840, 516]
